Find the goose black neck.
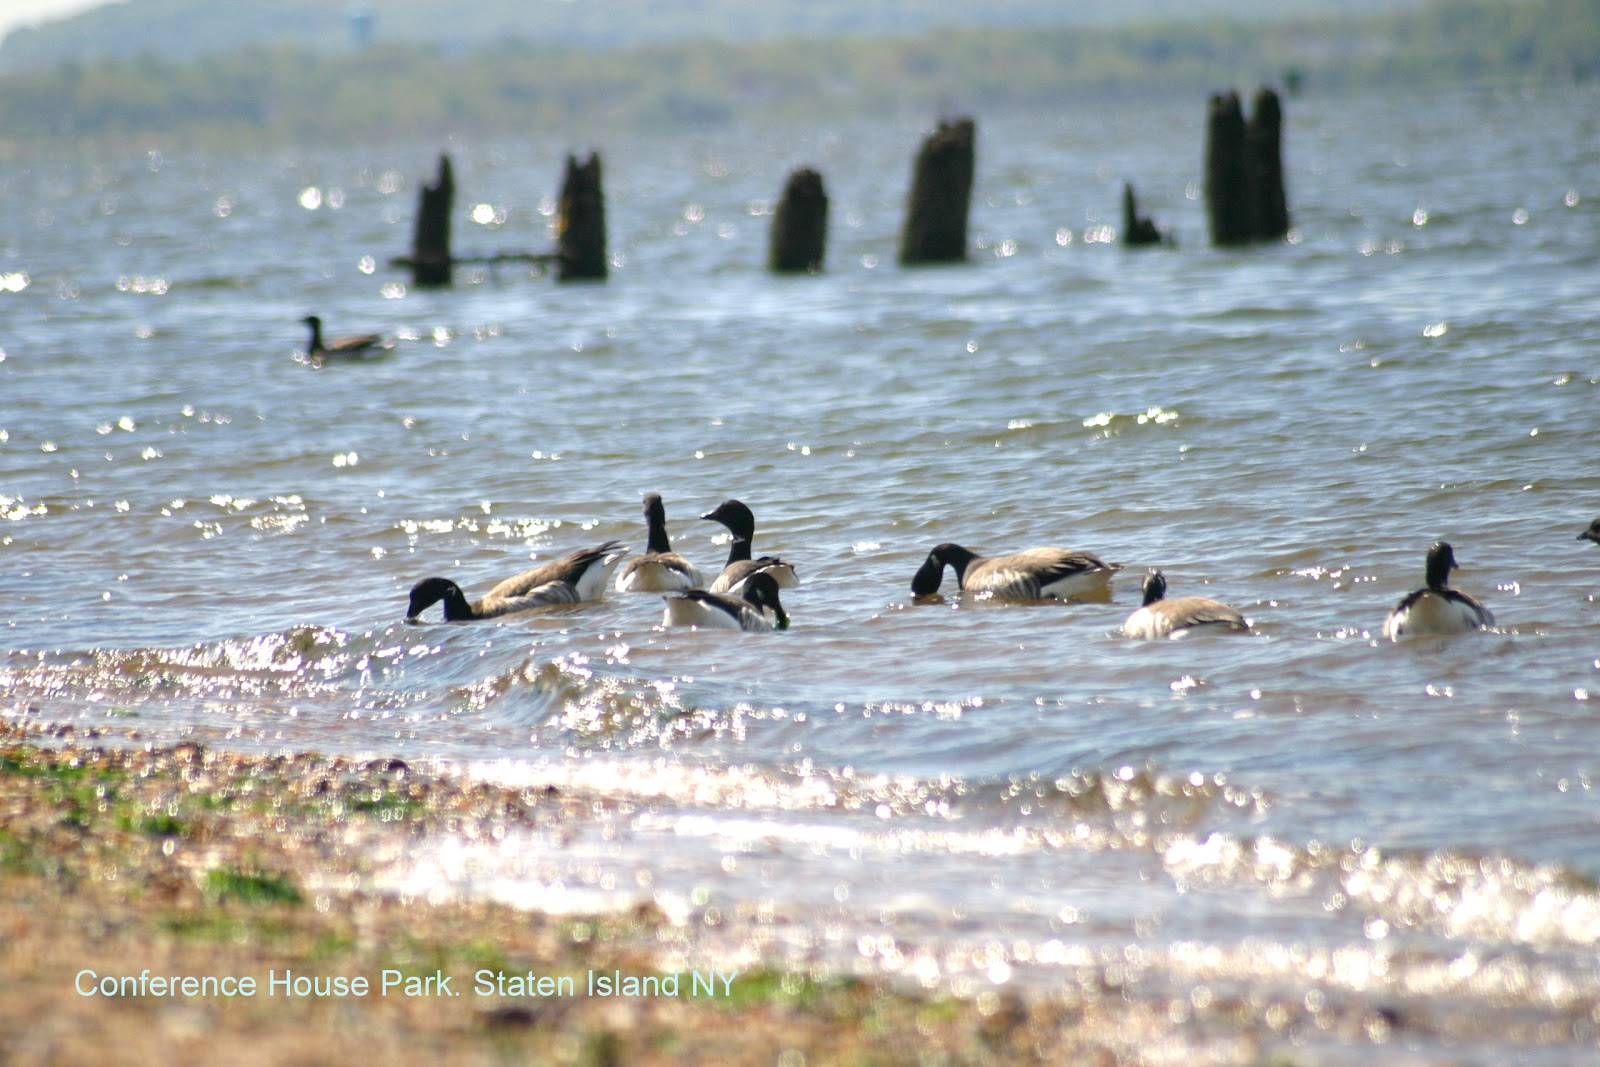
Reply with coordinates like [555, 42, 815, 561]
[440, 583, 478, 621]
[936, 544, 977, 581]
[408, 576, 477, 622]
[645, 512, 673, 555]
[1424, 543, 1455, 592]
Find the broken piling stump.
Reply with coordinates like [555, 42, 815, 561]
[1204, 92, 1252, 247]
[409, 154, 455, 287]
[1205, 87, 1291, 247]
[388, 151, 562, 281]
[768, 167, 828, 274]
[1122, 182, 1165, 247]
[1246, 87, 1290, 242]
[898, 117, 975, 266]
[557, 153, 607, 282]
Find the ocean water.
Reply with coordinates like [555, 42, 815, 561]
[5, 84, 1600, 1060]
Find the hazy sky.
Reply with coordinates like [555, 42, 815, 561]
[0, 0, 119, 40]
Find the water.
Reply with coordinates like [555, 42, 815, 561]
[5, 84, 1600, 1059]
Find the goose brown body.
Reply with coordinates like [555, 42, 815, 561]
[910, 542, 1118, 601]
[1122, 570, 1249, 639]
[301, 315, 389, 363]
[406, 540, 627, 622]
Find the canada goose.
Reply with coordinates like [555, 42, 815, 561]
[661, 571, 789, 633]
[1122, 570, 1249, 639]
[909, 542, 1118, 601]
[1381, 541, 1494, 639]
[702, 499, 799, 594]
[615, 493, 705, 592]
[1578, 518, 1600, 545]
[405, 540, 627, 622]
[300, 314, 390, 364]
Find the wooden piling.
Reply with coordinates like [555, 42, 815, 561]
[1204, 91, 1252, 247]
[410, 154, 455, 287]
[898, 117, 975, 266]
[556, 152, 607, 282]
[1246, 86, 1290, 242]
[768, 167, 828, 274]
[1206, 87, 1291, 247]
[1122, 182, 1164, 247]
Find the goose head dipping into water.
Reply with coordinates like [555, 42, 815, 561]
[910, 542, 1119, 602]
[405, 540, 627, 622]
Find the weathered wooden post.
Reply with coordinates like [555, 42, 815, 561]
[556, 152, 607, 282]
[768, 167, 828, 274]
[898, 117, 975, 265]
[1246, 86, 1289, 241]
[1206, 87, 1290, 247]
[1204, 92, 1251, 247]
[1121, 182, 1164, 247]
[410, 153, 454, 287]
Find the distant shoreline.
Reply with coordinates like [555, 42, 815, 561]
[1, 0, 1594, 150]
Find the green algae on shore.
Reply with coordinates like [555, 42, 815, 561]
[0, 720, 1230, 1066]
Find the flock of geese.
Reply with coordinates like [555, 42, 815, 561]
[405, 496, 797, 633]
[405, 495, 1600, 639]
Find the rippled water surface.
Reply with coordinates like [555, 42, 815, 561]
[5, 85, 1600, 1059]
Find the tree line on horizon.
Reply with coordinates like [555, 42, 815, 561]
[0, 0, 1592, 149]
[0, 0, 1432, 71]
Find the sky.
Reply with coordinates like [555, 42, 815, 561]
[0, 0, 119, 40]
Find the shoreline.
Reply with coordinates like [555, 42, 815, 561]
[8, 716, 1590, 1064]
[0, 718, 1253, 1066]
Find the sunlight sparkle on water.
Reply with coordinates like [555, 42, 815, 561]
[470, 203, 506, 226]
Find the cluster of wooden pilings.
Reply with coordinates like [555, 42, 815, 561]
[392, 93, 1288, 287]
